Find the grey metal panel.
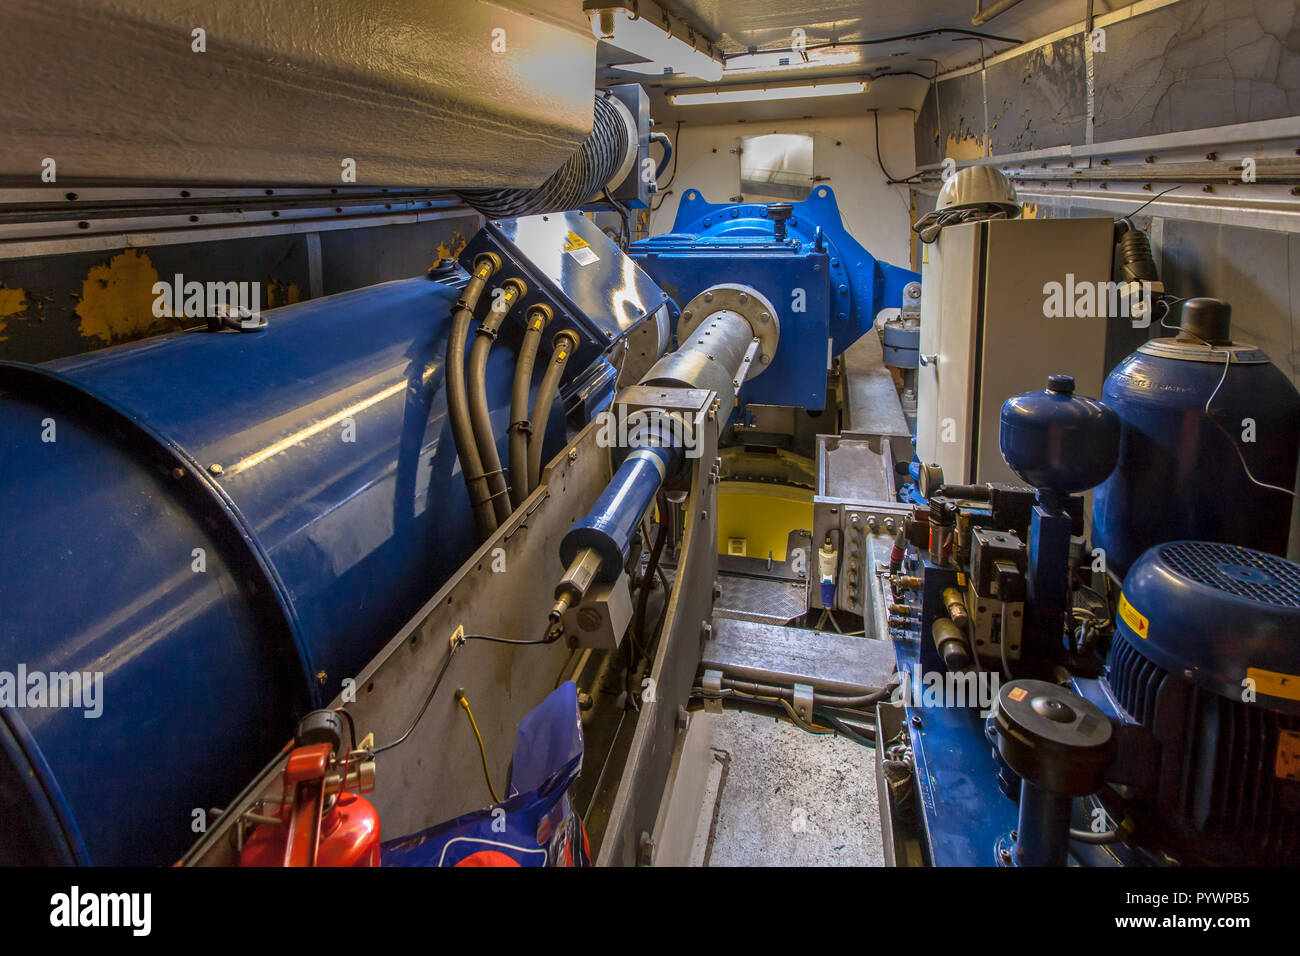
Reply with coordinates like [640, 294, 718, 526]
[1156, 217, 1297, 382]
[1, 0, 595, 187]
[0, 216, 479, 363]
[703, 617, 897, 695]
[986, 33, 1087, 153]
[319, 217, 479, 295]
[842, 332, 911, 437]
[598, 403, 720, 866]
[974, 217, 1112, 483]
[0, 234, 304, 363]
[1094, 0, 1300, 142]
[918, 0, 1300, 160]
[914, 83, 944, 169]
[810, 497, 911, 614]
[934, 71, 990, 159]
[817, 434, 895, 502]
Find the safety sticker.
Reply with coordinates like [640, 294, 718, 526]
[1118, 592, 1149, 639]
[1276, 729, 1300, 782]
[563, 230, 599, 266]
[1008, 687, 1028, 702]
[1248, 666, 1300, 703]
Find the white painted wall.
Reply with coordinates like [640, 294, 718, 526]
[649, 111, 917, 269]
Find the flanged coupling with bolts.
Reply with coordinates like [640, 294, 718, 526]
[677, 283, 780, 379]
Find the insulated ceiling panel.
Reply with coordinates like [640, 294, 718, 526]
[1, 0, 597, 188]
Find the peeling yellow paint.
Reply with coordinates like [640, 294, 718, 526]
[0, 283, 29, 341]
[433, 230, 468, 263]
[75, 250, 169, 346]
[944, 132, 987, 161]
[266, 280, 301, 309]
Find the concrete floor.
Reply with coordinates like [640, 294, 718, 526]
[691, 710, 884, 866]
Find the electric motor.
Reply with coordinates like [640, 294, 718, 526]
[1104, 541, 1300, 864]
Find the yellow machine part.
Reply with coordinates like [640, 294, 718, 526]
[716, 481, 812, 561]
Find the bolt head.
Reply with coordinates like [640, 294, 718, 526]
[760, 353, 770, 363]
[207, 463, 224, 476]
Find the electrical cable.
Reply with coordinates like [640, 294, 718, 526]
[719, 27, 1023, 61]
[602, 186, 632, 249]
[1069, 826, 1124, 845]
[870, 110, 925, 185]
[1120, 184, 1182, 220]
[456, 691, 502, 804]
[463, 632, 556, 647]
[457, 94, 631, 218]
[1161, 323, 1300, 502]
[649, 130, 673, 180]
[720, 675, 894, 709]
[627, 497, 670, 707]
[650, 120, 684, 214]
[815, 709, 877, 748]
[371, 628, 557, 757]
[1204, 344, 1300, 500]
[371, 639, 462, 755]
[691, 687, 876, 747]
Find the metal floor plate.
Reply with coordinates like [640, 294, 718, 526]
[703, 617, 898, 695]
[713, 572, 808, 624]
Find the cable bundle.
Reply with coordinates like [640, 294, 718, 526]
[458, 94, 631, 219]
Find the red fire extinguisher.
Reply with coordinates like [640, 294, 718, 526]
[239, 710, 381, 867]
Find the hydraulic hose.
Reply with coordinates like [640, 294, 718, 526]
[457, 94, 632, 219]
[527, 329, 581, 491]
[446, 253, 501, 540]
[649, 131, 673, 181]
[468, 278, 526, 527]
[508, 304, 551, 507]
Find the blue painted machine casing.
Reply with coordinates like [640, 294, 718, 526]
[628, 186, 919, 411]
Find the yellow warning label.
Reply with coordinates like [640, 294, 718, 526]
[1118, 592, 1149, 639]
[1248, 666, 1300, 702]
[1277, 730, 1300, 781]
[562, 230, 589, 252]
[1008, 687, 1028, 702]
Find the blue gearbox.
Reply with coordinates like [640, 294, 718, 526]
[628, 185, 918, 410]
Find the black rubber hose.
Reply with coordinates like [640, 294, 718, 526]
[720, 676, 894, 710]
[469, 279, 525, 527]
[508, 305, 550, 507]
[447, 255, 500, 540]
[528, 330, 581, 490]
[649, 131, 672, 181]
[632, 494, 669, 652]
[457, 94, 631, 218]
